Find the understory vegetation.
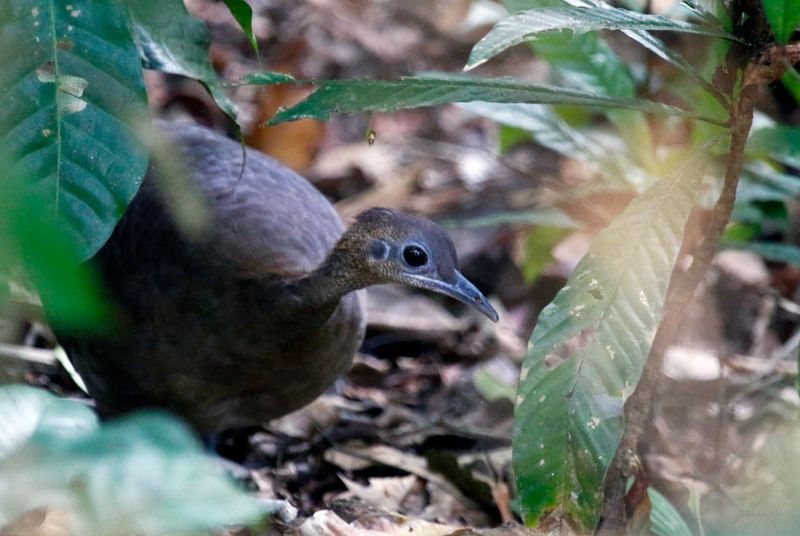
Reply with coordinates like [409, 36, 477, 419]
[2, 0, 800, 534]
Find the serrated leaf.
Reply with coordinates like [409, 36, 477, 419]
[266, 74, 709, 125]
[0, 386, 263, 534]
[513, 150, 708, 529]
[0, 0, 149, 260]
[466, 7, 737, 70]
[223, 0, 258, 53]
[126, 0, 238, 120]
[763, 0, 800, 44]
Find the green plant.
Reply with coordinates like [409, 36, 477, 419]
[235, 0, 800, 532]
[3, 0, 800, 533]
[0, 1, 263, 533]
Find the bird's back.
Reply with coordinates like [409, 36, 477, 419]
[63, 121, 365, 434]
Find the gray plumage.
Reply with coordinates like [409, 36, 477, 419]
[62, 121, 497, 436]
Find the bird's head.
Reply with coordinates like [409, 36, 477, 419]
[332, 208, 499, 322]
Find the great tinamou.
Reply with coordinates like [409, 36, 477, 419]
[62, 120, 498, 436]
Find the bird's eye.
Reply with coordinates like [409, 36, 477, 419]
[402, 245, 428, 267]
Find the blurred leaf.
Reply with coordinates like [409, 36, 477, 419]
[762, 0, 800, 43]
[612, 22, 729, 107]
[127, 0, 238, 119]
[0, 150, 112, 331]
[746, 123, 800, 168]
[502, 0, 659, 174]
[680, 0, 728, 25]
[0, 0, 149, 260]
[223, 0, 258, 53]
[522, 226, 570, 283]
[513, 151, 708, 529]
[704, 420, 800, 536]
[447, 208, 578, 229]
[722, 241, 800, 266]
[235, 71, 297, 85]
[460, 101, 636, 180]
[263, 74, 710, 125]
[721, 222, 759, 243]
[739, 163, 800, 203]
[498, 125, 532, 152]
[0, 385, 97, 459]
[781, 68, 800, 103]
[649, 487, 693, 536]
[474, 368, 517, 402]
[0, 385, 263, 535]
[466, 7, 736, 70]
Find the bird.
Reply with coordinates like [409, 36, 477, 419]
[61, 120, 498, 437]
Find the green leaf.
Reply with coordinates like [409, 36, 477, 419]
[746, 123, 800, 167]
[466, 7, 737, 70]
[0, 0, 149, 260]
[0, 385, 97, 460]
[649, 487, 693, 536]
[474, 367, 517, 402]
[231, 71, 298, 86]
[781, 68, 800, 103]
[498, 125, 532, 152]
[522, 226, 571, 283]
[223, 0, 258, 53]
[0, 143, 112, 331]
[126, 0, 238, 120]
[0, 385, 263, 534]
[503, 1, 636, 98]
[763, 0, 800, 43]
[723, 241, 800, 265]
[265, 74, 712, 125]
[459, 102, 641, 183]
[513, 151, 708, 529]
[614, 23, 729, 107]
[739, 163, 800, 203]
[501, 1, 659, 172]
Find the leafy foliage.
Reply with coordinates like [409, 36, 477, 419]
[762, 0, 800, 43]
[0, 385, 263, 535]
[263, 74, 709, 125]
[466, 6, 736, 70]
[0, 0, 148, 260]
[223, 0, 258, 53]
[0, 168, 111, 331]
[512, 152, 708, 528]
[127, 0, 238, 120]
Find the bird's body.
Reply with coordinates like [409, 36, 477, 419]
[63, 121, 497, 436]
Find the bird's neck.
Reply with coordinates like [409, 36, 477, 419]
[285, 250, 367, 316]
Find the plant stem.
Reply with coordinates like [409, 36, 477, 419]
[593, 24, 786, 536]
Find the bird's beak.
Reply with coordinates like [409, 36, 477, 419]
[405, 271, 499, 322]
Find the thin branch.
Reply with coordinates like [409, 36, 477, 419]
[593, 24, 795, 536]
